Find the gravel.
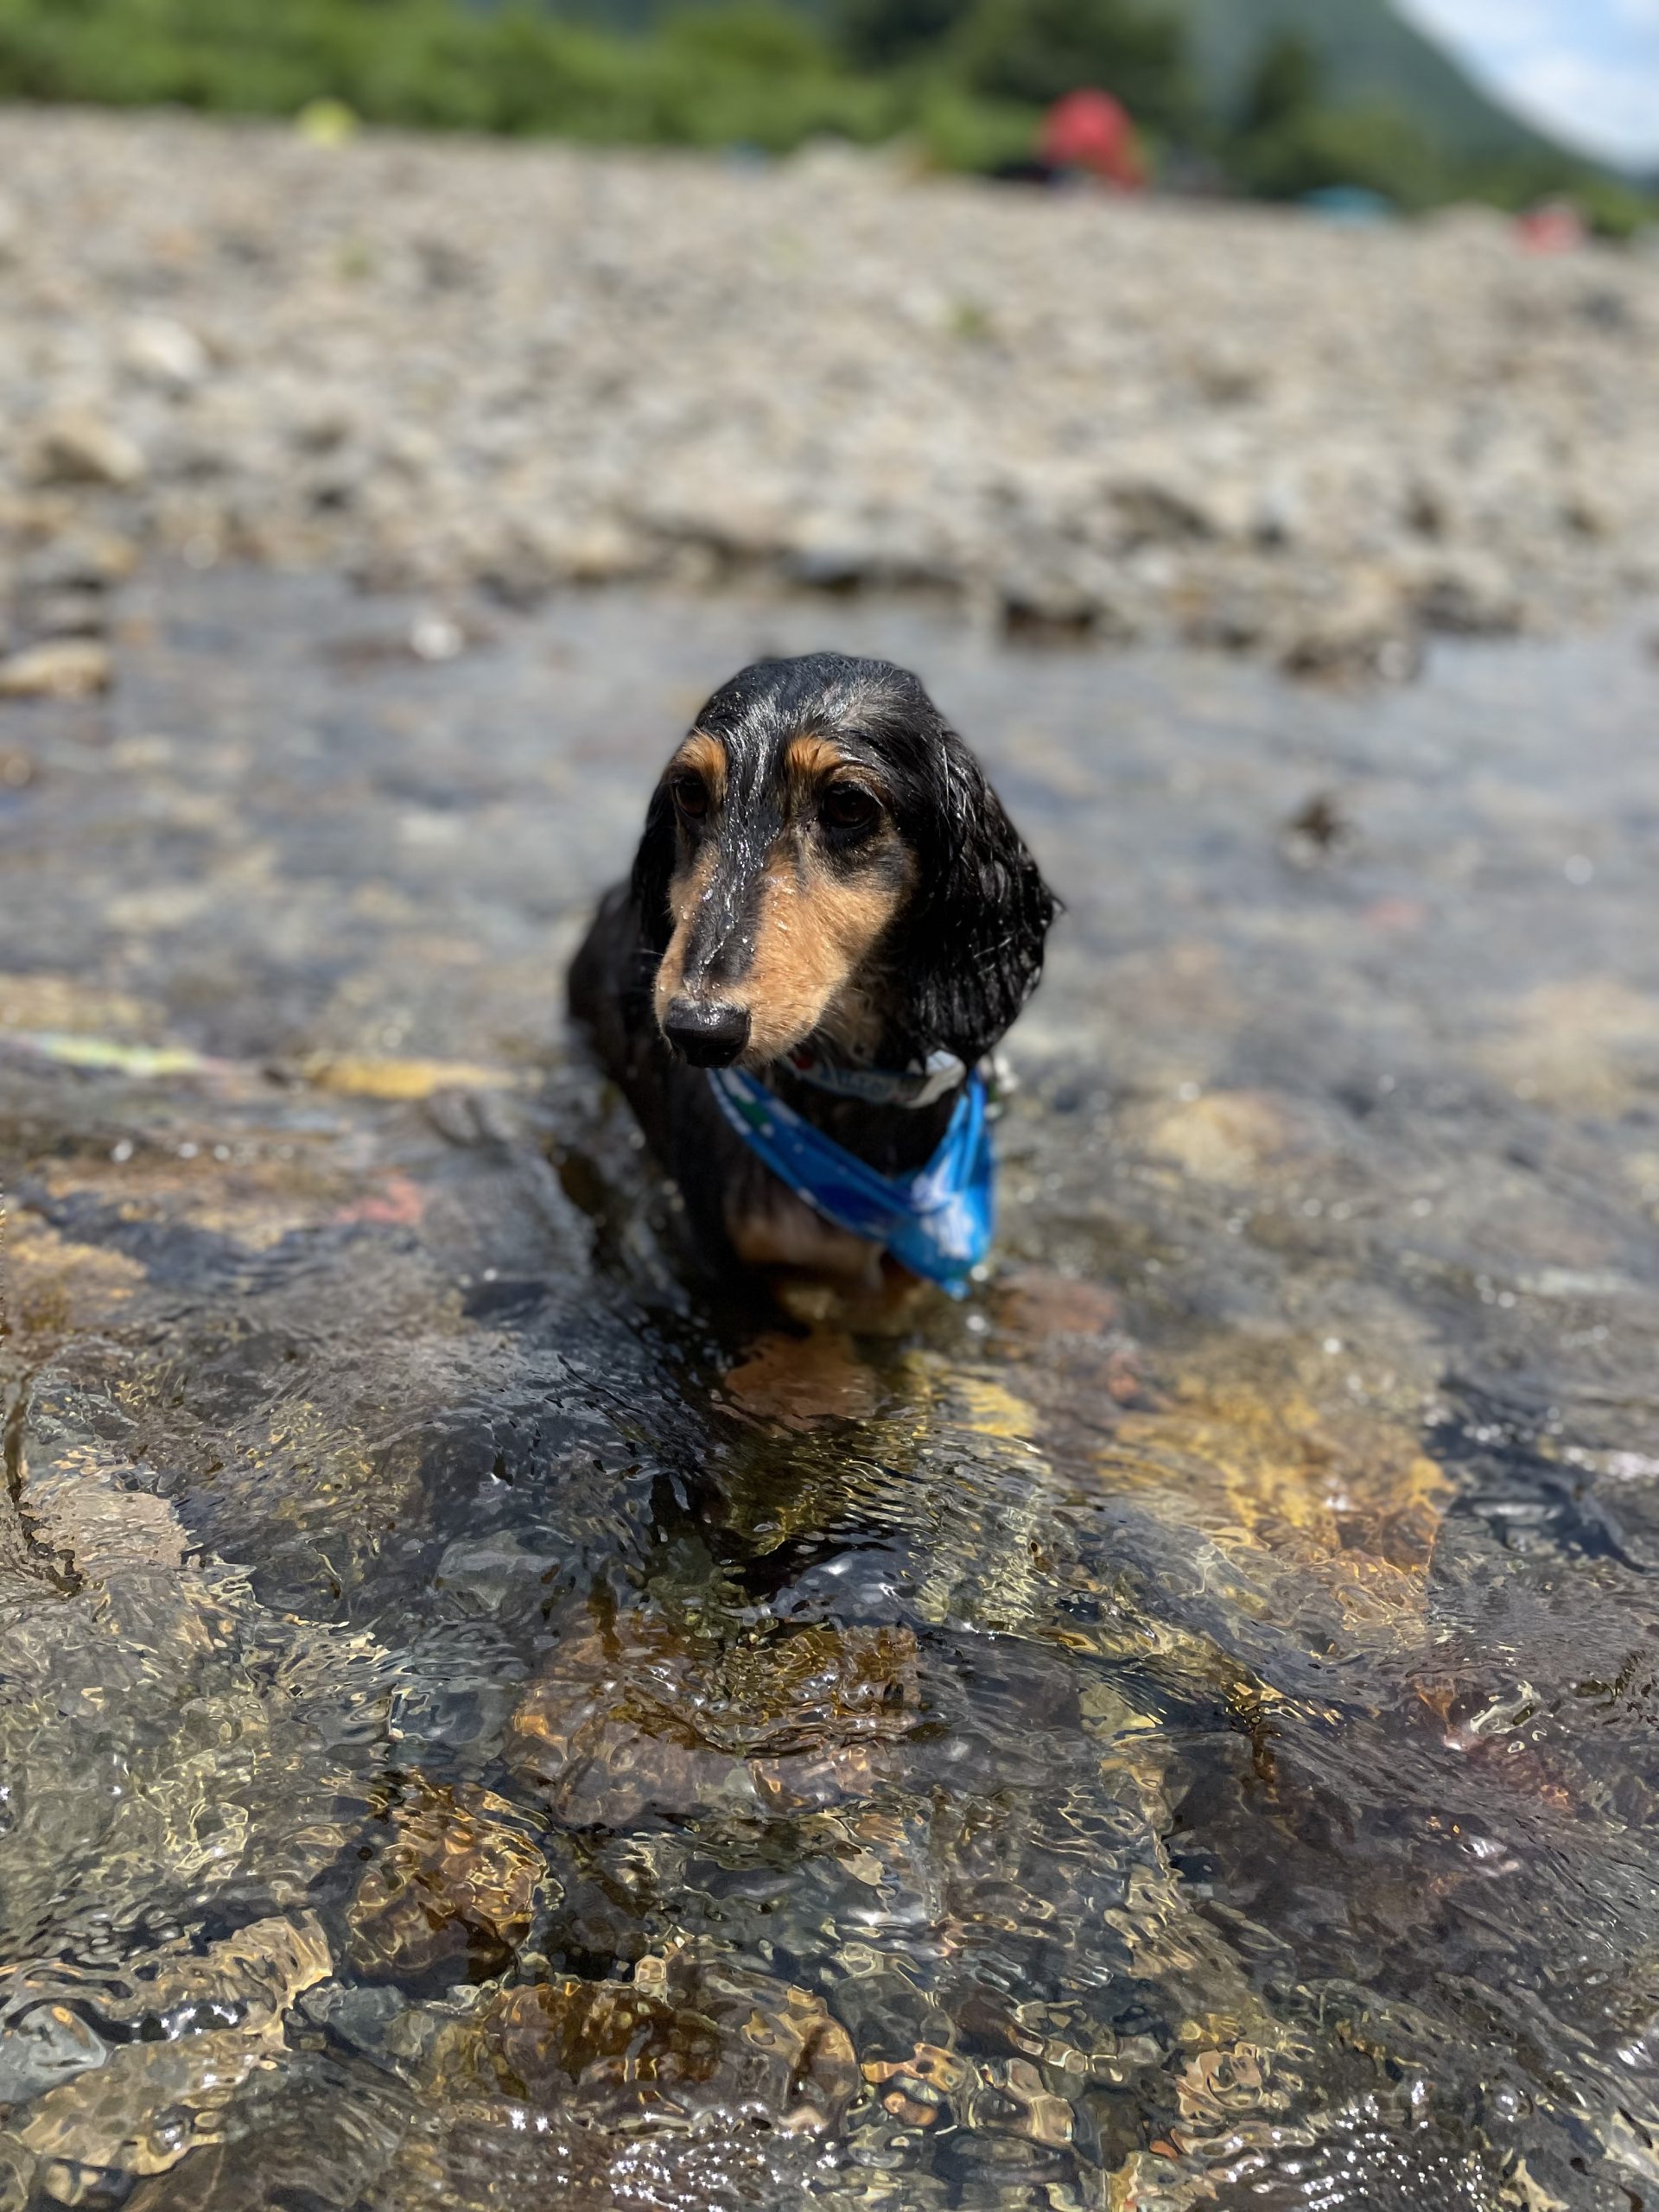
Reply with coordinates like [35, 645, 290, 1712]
[3, 103, 1658, 672]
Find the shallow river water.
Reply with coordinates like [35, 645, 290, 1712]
[3, 570, 1659, 2211]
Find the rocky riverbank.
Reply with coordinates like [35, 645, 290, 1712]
[3, 104, 1658, 677]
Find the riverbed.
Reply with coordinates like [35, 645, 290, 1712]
[2, 569, 1659, 2209]
[6, 105, 1659, 681]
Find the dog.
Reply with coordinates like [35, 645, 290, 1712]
[569, 652, 1055, 1296]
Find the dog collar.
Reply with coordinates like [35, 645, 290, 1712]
[707, 1063, 994, 1295]
[782, 1046, 967, 1110]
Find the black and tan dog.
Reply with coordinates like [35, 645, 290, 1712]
[569, 652, 1055, 1294]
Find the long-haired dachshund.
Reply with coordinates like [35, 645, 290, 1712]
[569, 652, 1055, 1298]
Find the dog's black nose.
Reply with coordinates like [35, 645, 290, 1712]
[663, 999, 751, 1068]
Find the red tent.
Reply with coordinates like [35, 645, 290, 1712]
[1039, 89, 1145, 191]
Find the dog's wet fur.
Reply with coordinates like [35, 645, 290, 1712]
[569, 652, 1055, 1290]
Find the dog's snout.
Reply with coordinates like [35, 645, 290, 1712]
[662, 998, 751, 1068]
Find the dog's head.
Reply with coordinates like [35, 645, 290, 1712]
[630, 652, 1055, 1071]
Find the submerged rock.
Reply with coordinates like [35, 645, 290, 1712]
[423, 1945, 857, 2136]
[15, 1917, 331, 2181]
[507, 1614, 925, 1827]
[347, 1778, 543, 1980]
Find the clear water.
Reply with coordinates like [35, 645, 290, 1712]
[2, 569, 1659, 2209]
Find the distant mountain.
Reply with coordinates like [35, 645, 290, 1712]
[1169, 0, 1569, 165]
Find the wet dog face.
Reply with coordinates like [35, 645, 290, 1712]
[650, 724, 916, 1067]
[631, 653, 1056, 1073]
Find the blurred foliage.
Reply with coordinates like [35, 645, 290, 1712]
[0, 0, 1649, 233]
[832, 0, 966, 71]
[952, 0, 1191, 132]
[1240, 30, 1319, 137]
[1218, 28, 1654, 231]
[0, 0, 903, 151]
[1228, 30, 1446, 208]
[1240, 99, 1447, 209]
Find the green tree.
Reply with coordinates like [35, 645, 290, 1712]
[1224, 24, 1445, 207]
[1241, 29, 1319, 136]
[1236, 99, 1446, 207]
[953, 0, 1190, 130]
[658, 1, 833, 78]
[831, 0, 972, 70]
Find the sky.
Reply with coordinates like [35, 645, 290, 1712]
[1399, 0, 1659, 170]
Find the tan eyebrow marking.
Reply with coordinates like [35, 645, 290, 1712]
[668, 729, 727, 801]
[786, 733, 848, 785]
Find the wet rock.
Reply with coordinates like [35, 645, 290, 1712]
[425, 1945, 857, 2135]
[1406, 547, 1526, 636]
[16, 1918, 330, 2180]
[298, 1052, 520, 1101]
[1000, 591, 1110, 645]
[432, 1532, 558, 1614]
[0, 639, 111, 698]
[1142, 1090, 1311, 1185]
[16, 532, 137, 592]
[1280, 573, 1420, 681]
[1109, 465, 1224, 547]
[863, 2044, 972, 2130]
[18, 588, 107, 640]
[508, 1679, 753, 1830]
[991, 1269, 1120, 1344]
[984, 1269, 1148, 1421]
[371, 2097, 818, 2209]
[538, 1835, 673, 1979]
[507, 1614, 924, 1827]
[1280, 788, 1357, 867]
[347, 1778, 543, 1980]
[20, 2036, 279, 2187]
[1110, 1337, 1452, 1631]
[962, 2056, 1077, 2148]
[1480, 977, 1659, 1117]
[298, 1979, 412, 2063]
[721, 1329, 880, 1428]
[28, 412, 147, 490]
[0, 2004, 110, 2107]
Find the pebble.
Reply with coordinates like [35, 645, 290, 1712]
[28, 410, 147, 490]
[21, 588, 108, 639]
[0, 639, 113, 698]
[121, 315, 210, 391]
[0, 110, 1656, 671]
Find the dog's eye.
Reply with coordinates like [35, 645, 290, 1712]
[671, 774, 709, 821]
[820, 781, 880, 836]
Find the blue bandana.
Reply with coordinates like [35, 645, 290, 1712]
[707, 1063, 995, 1296]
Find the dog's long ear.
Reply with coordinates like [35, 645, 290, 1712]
[904, 742, 1056, 1066]
[629, 782, 678, 960]
[616, 780, 680, 1036]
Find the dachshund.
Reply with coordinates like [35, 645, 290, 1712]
[568, 652, 1055, 1297]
